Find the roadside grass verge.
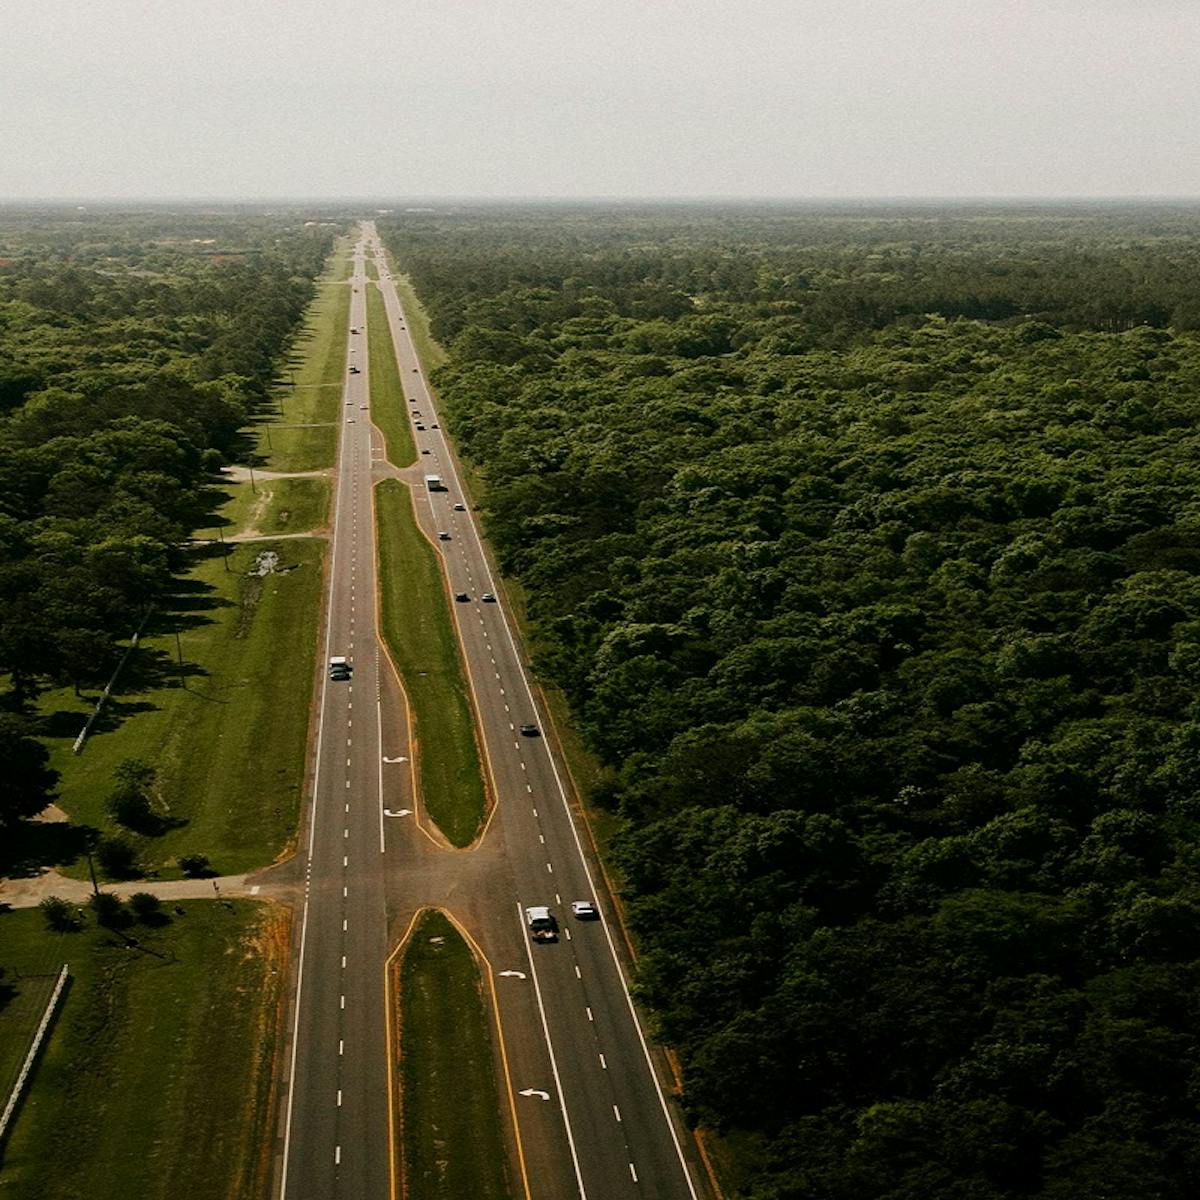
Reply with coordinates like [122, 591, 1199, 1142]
[0, 902, 286, 1200]
[367, 285, 416, 466]
[394, 910, 512, 1200]
[214, 475, 330, 538]
[375, 480, 485, 846]
[37, 537, 325, 880]
[384, 255, 447, 371]
[253, 262, 350, 472]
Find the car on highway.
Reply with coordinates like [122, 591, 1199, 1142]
[412, 367, 419, 372]
[350, 327, 359, 334]
[453, 503, 466, 511]
[421, 449, 431, 455]
[525, 906, 558, 942]
[431, 423, 439, 429]
[347, 417, 355, 423]
[481, 592, 496, 603]
[329, 655, 352, 681]
[360, 404, 368, 410]
[455, 592, 469, 602]
[519, 723, 540, 737]
[349, 365, 360, 374]
[415, 423, 425, 431]
[437, 531, 451, 541]
[571, 900, 599, 920]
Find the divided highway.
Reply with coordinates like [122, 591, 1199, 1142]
[276, 225, 707, 1200]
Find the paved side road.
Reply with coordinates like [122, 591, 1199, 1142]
[0, 868, 271, 908]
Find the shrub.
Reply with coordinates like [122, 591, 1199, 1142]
[39, 894, 84, 932]
[179, 853, 213, 878]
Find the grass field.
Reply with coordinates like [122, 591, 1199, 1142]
[0, 902, 286, 1200]
[394, 910, 512, 1200]
[214, 474, 330, 538]
[365, 257, 378, 281]
[251, 262, 350, 472]
[367, 286, 416, 467]
[375, 480, 486, 846]
[37, 536, 325, 880]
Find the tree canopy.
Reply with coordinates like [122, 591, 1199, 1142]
[382, 203, 1200, 1199]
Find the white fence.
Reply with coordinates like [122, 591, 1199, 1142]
[0, 963, 68, 1145]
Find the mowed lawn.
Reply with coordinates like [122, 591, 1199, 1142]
[252, 258, 350, 472]
[0, 902, 286, 1200]
[375, 480, 486, 846]
[39, 536, 325, 879]
[367, 284, 415, 467]
[213, 473, 330, 539]
[395, 910, 512, 1200]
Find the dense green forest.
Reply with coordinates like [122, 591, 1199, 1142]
[0, 208, 338, 825]
[382, 204, 1200, 1199]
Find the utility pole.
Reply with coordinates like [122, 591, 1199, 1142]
[217, 523, 230, 571]
[85, 848, 100, 898]
[174, 628, 186, 690]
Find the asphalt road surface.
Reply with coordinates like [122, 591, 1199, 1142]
[276, 226, 708, 1200]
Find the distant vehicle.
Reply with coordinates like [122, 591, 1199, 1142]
[455, 592, 469, 602]
[525, 906, 558, 942]
[349, 365, 360, 374]
[412, 367, 419, 372]
[360, 404, 368, 410]
[481, 592, 496, 603]
[437, 531, 451, 541]
[453, 503, 466, 511]
[571, 900, 598, 920]
[421, 449, 431, 455]
[519, 723, 539, 737]
[347, 417, 355, 423]
[329, 656, 352, 681]
[424, 474, 445, 491]
[415, 424, 425, 431]
[350, 327, 359, 334]
[431, 423, 439, 429]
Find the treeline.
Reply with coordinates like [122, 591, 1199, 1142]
[382, 205, 1200, 1199]
[0, 210, 339, 824]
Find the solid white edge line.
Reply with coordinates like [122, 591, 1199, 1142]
[517, 903, 589, 1200]
[279, 238, 362, 1200]
[389, 273, 701, 1199]
[377, 696, 385, 853]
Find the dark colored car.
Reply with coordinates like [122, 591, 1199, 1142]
[455, 592, 469, 602]
[519, 723, 540, 737]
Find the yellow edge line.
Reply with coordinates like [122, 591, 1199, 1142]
[383, 907, 425, 1200]
[440, 909, 534, 1200]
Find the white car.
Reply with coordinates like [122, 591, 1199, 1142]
[571, 901, 598, 920]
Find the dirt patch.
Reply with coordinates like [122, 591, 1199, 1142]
[234, 575, 264, 640]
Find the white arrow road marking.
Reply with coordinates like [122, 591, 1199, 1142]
[498, 970, 527, 979]
[518, 1089, 551, 1101]
[383, 809, 412, 818]
[382, 756, 408, 763]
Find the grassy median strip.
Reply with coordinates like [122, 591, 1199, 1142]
[0, 901, 287, 1200]
[37, 537, 325, 879]
[375, 480, 486, 846]
[367, 285, 415, 466]
[396, 910, 512, 1200]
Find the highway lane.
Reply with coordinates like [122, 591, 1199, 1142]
[278, 238, 391, 1200]
[364, 225, 705, 1200]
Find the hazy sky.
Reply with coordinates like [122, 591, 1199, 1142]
[3, 0, 1198, 200]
